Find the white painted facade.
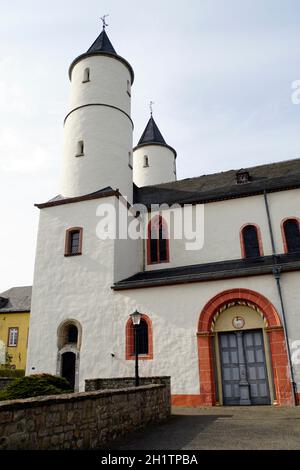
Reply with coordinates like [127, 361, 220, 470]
[133, 144, 176, 187]
[26, 27, 300, 406]
[60, 55, 133, 201]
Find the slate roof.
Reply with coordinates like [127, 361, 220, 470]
[69, 29, 134, 84]
[87, 29, 117, 55]
[0, 286, 32, 313]
[134, 158, 300, 206]
[138, 116, 167, 146]
[113, 252, 300, 290]
[35, 187, 116, 209]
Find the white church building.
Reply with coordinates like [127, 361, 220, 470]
[26, 25, 300, 407]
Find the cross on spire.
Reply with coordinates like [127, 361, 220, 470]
[149, 101, 154, 116]
[100, 14, 109, 30]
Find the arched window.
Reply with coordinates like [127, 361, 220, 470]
[240, 224, 263, 259]
[65, 227, 83, 256]
[57, 321, 81, 350]
[282, 218, 300, 253]
[125, 314, 153, 360]
[147, 215, 169, 264]
[82, 68, 90, 83]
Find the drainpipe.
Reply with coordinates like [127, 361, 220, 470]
[263, 190, 297, 404]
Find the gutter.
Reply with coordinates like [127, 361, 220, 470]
[263, 190, 297, 404]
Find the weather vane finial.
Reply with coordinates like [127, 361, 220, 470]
[101, 14, 109, 30]
[149, 101, 154, 116]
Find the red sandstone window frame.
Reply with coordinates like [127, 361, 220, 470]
[125, 314, 153, 360]
[281, 217, 300, 254]
[64, 227, 83, 257]
[240, 223, 264, 259]
[147, 215, 170, 265]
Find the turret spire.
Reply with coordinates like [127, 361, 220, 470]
[138, 116, 167, 146]
[87, 28, 116, 55]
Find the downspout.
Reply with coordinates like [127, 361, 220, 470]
[263, 190, 297, 404]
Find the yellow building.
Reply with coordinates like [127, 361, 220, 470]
[0, 287, 31, 371]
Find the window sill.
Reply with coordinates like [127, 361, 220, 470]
[64, 253, 82, 257]
[82, 79, 90, 83]
[75, 153, 84, 158]
[126, 354, 153, 361]
[147, 260, 170, 266]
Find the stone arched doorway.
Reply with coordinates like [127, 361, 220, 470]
[197, 288, 294, 406]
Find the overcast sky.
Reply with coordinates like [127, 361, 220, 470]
[1, 0, 300, 292]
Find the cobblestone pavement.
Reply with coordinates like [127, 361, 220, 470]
[113, 406, 300, 450]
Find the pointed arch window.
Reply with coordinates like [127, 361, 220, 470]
[240, 224, 263, 259]
[281, 218, 300, 253]
[147, 215, 169, 264]
[126, 314, 153, 360]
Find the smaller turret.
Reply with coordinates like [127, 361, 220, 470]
[133, 114, 177, 187]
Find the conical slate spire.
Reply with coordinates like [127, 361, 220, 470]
[138, 116, 167, 145]
[87, 28, 117, 54]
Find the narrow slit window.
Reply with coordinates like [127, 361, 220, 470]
[82, 68, 90, 83]
[128, 151, 133, 169]
[127, 79, 131, 96]
[76, 140, 84, 157]
[143, 155, 149, 168]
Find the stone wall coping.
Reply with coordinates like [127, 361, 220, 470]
[86, 376, 171, 381]
[0, 383, 164, 411]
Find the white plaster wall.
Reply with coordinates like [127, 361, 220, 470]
[60, 54, 133, 201]
[133, 145, 176, 187]
[69, 56, 131, 115]
[113, 206, 144, 283]
[277, 271, 300, 385]
[60, 106, 133, 200]
[27, 196, 300, 394]
[27, 197, 117, 383]
[144, 189, 300, 270]
[27, 193, 300, 396]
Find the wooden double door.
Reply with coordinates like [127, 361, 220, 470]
[219, 329, 271, 405]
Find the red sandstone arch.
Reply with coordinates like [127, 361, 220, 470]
[197, 288, 294, 407]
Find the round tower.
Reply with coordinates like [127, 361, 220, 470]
[133, 115, 177, 187]
[60, 26, 134, 201]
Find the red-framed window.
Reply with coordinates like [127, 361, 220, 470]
[147, 215, 169, 265]
[240, 224, 264, 259]
[125, 314, 153, 360]
[281, 218, 300, 254]
[65, 227, 83, 256]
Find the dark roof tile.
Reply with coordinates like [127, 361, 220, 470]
[0, 286, 32, 313]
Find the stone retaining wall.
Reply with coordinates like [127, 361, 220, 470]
[0, 383, 170, 450]
[0, 378, 13, 391]
[85, 376, 170, 392]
